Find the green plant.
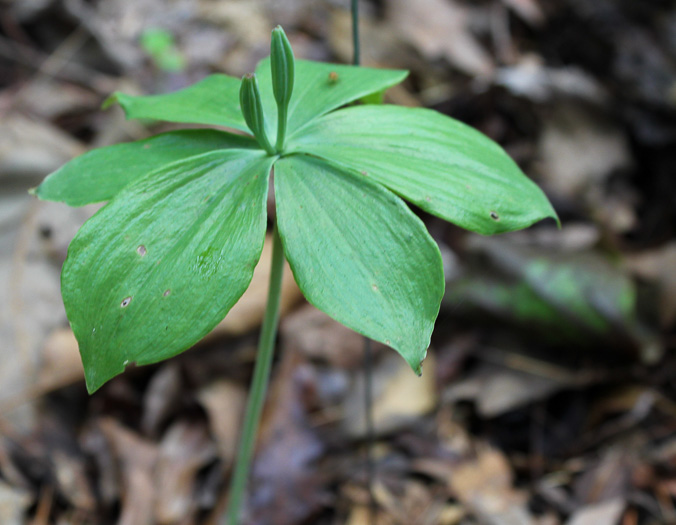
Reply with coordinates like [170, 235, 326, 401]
[33, 26, 556, 522]
[140, 28, 185, 72]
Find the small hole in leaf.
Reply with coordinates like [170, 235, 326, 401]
[137, 245, 147, 256]
[120, 296, 132, 308]
[385, 339, 391, 345]
[425, 195, 431, 202]
[163, 289, 171, 297]
[490, 211, 500, 221]
[371, 284, 378, 292]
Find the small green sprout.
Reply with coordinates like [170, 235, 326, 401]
[140, 28, 185, 73]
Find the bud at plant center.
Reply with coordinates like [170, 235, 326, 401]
[271, 26, 295, 108]
[271, 26, 295, 152]
[239, 73, 275, 156]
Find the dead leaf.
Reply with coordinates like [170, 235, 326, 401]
[99, 419, 158, 525]
[443, 361, 576, 418]
[35, 328, 83, 392]
[249, 348, 329, 524]
[500, 0, 544, 26]
[387, 0, 493, 77]
[141, 363, 183, 438]
[0, 481, 31, 525]
[625, 242, 676, 328]
[154, 419, 218, 524]
[496, 55, 606, 103]
[15, 79, 99, 120]
[197, 379, 247, 465]
[565, 498, 625, 525]
[573, 450, 633, 506]
[343, 352, 437, 438]
[50, 449, 96, 511]
[0, 113, 83, 178]
[281, 305, 384, 369]
[210, 234, 303, 337]
[450, 445, 535, 525]
[538, 102, 633, 199]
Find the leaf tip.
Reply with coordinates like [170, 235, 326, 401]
[101, 93, 120, 110]
[408, 348, 427, 377]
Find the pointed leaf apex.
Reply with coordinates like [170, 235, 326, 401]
[101, 93, 119, 110]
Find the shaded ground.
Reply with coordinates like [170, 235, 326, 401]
[1, 0, 675, 524]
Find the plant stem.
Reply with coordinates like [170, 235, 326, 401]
[351, 0, 360, 66]
[224, 225, 285, 524]
[275, 105, 287, 153]
[351, 2, 375, 522]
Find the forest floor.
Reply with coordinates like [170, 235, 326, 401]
[0, 0, 675, 524]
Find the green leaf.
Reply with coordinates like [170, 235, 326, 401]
[255, 58, 408, 143]
[62, 149, 274, 392]
[445, 239, 646, 350]
[105, 59, 406, 143]
[104, 74, 249, 132]
[34, 130, 257, 206]
[287, 105, 558, 235]
[275, 154, 444, 374]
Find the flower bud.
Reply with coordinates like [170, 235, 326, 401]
[270, 26, 295, 110]
[239, 73, 275, 155]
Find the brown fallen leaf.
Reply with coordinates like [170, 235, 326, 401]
[249, 348, 329, 524]
[154, 419, 218, 524]
[625, 242, 676, 328]
[565, 498, 625, 525]
[281, 304, 385, 370]
[500, 0, 544, 26]
[450, 445, 535, 525]
[372, 478, 443, 524]
[0, 481, 31, 525]
[443, 361, 574, 418]
[343, 351, 437, 438]
[35, 328, 83, 392]
[387, 0, 493, 77]
[0, 113, 83, 177]
[197, 379, 247, 466]
[210, 233, 303, 338]
[573, 449, 633, 507]
[537, 102, 633, 200]
[141, 363, 183, 439]
[99, 418, 158, 525]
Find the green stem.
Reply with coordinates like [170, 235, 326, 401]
[351, 3, 375, 521]
[275, 105, 287, 153]
[351, 0, 360, 66]
[224, 224, 285, 524]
